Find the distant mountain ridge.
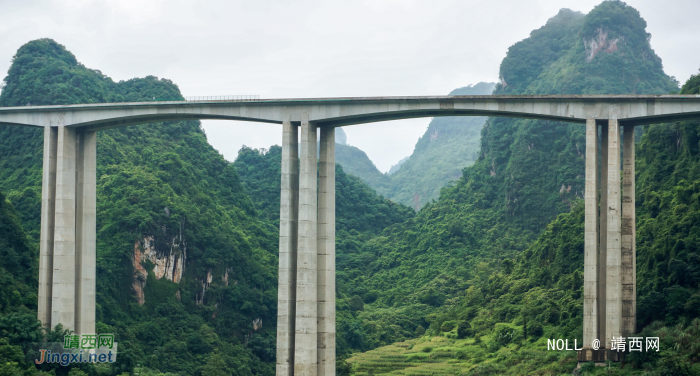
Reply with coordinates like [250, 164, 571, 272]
[334, 82, 496, 209]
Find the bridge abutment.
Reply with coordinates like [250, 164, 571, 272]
[38, 125, 96, 335]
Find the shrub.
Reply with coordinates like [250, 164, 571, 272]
[422, 346, 433, 353]
[528, 322, 544, 338]
[488, 323, 523, 351]
[440, 320, 458, 332]
[348, 295, 364, 312]
[457, 321, 472, 339]
[363, 291, 379, 304]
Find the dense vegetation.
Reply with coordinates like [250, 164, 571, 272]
[333, 2, 698, 375]
[0, 38, 414, 375]
[334, 143, 393, 198]
[386, 82, 495, 209]
[0, 39, 281, 376]
[348, 80, 700, 374]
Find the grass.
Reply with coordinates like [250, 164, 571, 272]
[347, 334, 582, 375]
[347, 323, 700, 375]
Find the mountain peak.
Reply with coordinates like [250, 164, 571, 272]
[496, 1, 677, 95]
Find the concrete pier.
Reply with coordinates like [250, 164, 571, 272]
[276, 121, 337, 375]
[582, 119, 598, 359]
[38, 125, 96, 335]
[621, 125, 636, 336]
[75, 129, 97, 335]
[579, 119, 634, 363]
[295, 120, 319, 376]
[317, 127, 336, 376]
[598, 122, 608, 352]
[276, 120, 299, 376]
[606, 120, 622, 352]
[38, 126, 57, 328]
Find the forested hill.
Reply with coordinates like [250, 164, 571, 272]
[0, 38, 415, 375]
[333, 82, 496, 209]
[0, 38, 281, 376]
[337, 1, 681, 368]
[349, 71, 700, 375]
[387, 82, 496, 209]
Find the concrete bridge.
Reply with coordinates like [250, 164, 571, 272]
[3, 94, 700, 374]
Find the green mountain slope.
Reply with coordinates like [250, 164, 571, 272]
[333, 82, 496, 209]
[335, 143, 392, 197]
[0, 39, 279, 375]
[232, 145, 414, 363]
[348, 74, 700, 375]
[387, 82, 496, 209]
[0, 38, 416, 376]
[338, 1, 679, 361]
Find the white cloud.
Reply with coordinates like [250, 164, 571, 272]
[104, 0, 166, 23]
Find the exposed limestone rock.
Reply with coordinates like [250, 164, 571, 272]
[131, 232, 187, 304]
[584, 28, 620, 62]
[132, 241, 148, 305]
[142, 236, 185, 283]
[134, 235, 186, 283]
[196, 269, 213, 305]
[253, 318, 262, 330]
[223, 269, 231, 286]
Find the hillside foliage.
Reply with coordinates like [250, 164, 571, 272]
[1, 38, 280, 376]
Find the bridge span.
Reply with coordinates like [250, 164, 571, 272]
[3, 94, 700, 373]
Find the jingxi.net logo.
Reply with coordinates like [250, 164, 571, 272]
[33, 333, 118, 366]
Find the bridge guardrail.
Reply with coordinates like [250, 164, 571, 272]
[183, 95, 260, 102]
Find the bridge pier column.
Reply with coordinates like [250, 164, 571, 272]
[317, 126, 336, 376]
[277, 121, 336, 376]
[605, 120, 622, 361]
[38, 125, 96, 335]
[581, 119, 599, 361]
[621, 125, 636, 337]
[579, 120, 635, 363]
[277, 120, 299, 376]
[294, 119, 319, 376]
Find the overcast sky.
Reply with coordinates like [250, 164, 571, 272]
[2, 0, 699, 172]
